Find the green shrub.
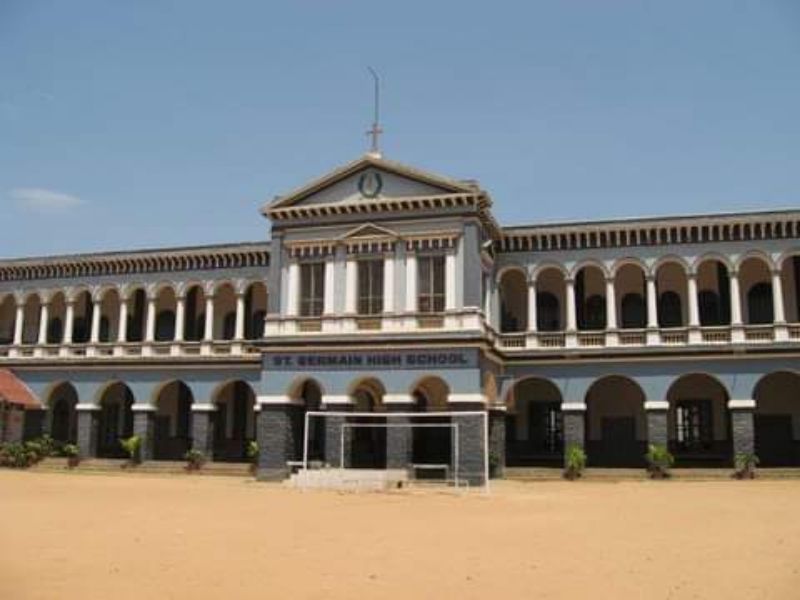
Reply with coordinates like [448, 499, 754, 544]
[62, 444, 80, 467]
[119, 435, 142, 464]
[0, 442, 38, 468]
[184, 449, 206, 471]
[563, 444, 587, 480]
[246, 440, 259, 463]
[645, 444, 674, 479]
[734, 453, 759, 480]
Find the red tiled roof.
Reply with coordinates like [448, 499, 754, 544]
[0, 369, 41, 409]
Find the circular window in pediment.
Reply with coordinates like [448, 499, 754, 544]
[357, 170, 383, 198]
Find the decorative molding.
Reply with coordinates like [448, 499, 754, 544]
[190, 403, 217, 412]
[644, 401, 670, 411]
[561, 402, 587, 412]
[727, 399, 756, 410]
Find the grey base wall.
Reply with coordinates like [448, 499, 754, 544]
[489, 410, 506, 479]
[453, 404, 486, 486]
[76, 410, 98, 458]
[133, 412, 155, 461]
[191, 411, 214, 457]
[646, 410, 668, 447]
[257, 404, 302, 480]
[731, 409, 755, 456]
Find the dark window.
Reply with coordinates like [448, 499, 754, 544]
[658, 292, 683, 328]
[418, 255, 445, 313]
[581, 295, 606, 330]
[358, 259, 384, 315]
[223, 311, 236, 340]
[675, 400, 713, 451]
[536, 292, 561, 331]
[300, 263, 325, 317]
[529, 403, 563, 452]
[99, 317, 111, 343]
[155, 310, 175, 341]
[747, 283, 773, 324]
[47, 318, 63, 344]
[620, 293, 646, 329]
[699, 290, 729, 326]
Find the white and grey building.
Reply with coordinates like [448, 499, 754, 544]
[2, 152, 799, 482]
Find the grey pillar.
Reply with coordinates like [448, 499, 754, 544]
[731, 407, 755, 457]
[385, 404, 414, 469]
[256, 404, 301, 481]
[324, 404, 353, 468]
[562, 408, 585, 467]
[133, 410, 155, 461]
[645, 406, 669, 448]
[76, 409, 99, 458]
[488, 409, 506, 479]
[191, 409, 215, 458]
[452, 404, 487, 486]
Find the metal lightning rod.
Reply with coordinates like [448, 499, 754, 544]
[366, 67, 383, 157]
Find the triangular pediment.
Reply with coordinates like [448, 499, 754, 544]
[338, 223, 399, 241]
[262, 154, 478, 214]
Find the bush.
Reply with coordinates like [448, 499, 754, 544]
[119, 435, 142, 464]
[0, 442, 35, 468]
[734, 453, 759, 480]
[645, 444, 675, 479]
[62, 444, 80, 467]
[184, 449, 206, 471]
[563, 444, 587, 480]
[246, 440, 259, 463]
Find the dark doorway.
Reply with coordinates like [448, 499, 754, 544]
[755, 415, 797, 466]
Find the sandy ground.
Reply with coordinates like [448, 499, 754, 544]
[1, 471, 799, 600]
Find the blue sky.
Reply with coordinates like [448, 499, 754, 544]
[1, 1, 799, 258]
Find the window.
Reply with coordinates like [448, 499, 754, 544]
[417, 255, 445, 313]
[658, 292, 683, 328]
[358, 260, 384, 315]
[621, 293, 646, 329]
[675, 400, 712, 451]
[536, 292, 561, 331]
[747, 282, 773, 324]
[299, 263, 325, 317]
[530, 403, 563, 452]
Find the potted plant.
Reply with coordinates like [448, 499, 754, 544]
[563, 443, 587, 480]
[62, 444, 80, 468]
[119, 435, 142, 467]
[734, 453, 759, 479]
[645, 444, 675, 479]
[184, 449, 206, 472]
[246, 441, 259, 474]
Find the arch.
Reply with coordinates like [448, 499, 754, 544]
[409, 375, 452, 470]
[97, 287, 121, 343]
[183, 284, 206, 341]
[498, 268, 528, 332]
[124, 287, 147, 342]
[46, 382, 78, 444]
[691, 252, 734, 274]
[666, 373, 730, 466]
[505, 377, 563, 466]
[409, 375, 451, 411]
[349, 377, 387, 468]
[569, 259, 609, 281]
[585, 376, 646, 467]
[152, 380, 193, 460]
[212, 379, 256, 462]
[531, 261, 568, 282]
[650, 254, 690, 278]
[695, 258, 731, 326]
[535, 266, 565, 332]
[0, 294, 16, 344]
[154, 285, 177, 341]
[614, 262, 647, 329]
[739, 256, 773, 325]
[47, 291, 66, 344]
[753, 371, 800, 466]
[735, 250, 775, 273]
[610, 257, 647, 278]
[97, 381, 135, 458]
[575, 264, 606, 330]
[779, 252, 800, 322]
[348, 376, 386, 410]
[20, 293, 42, 344]
[71, 290, 94, 344]
[244, 281, 267, 340]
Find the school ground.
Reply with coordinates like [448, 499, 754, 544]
[1, 470, 799, 600]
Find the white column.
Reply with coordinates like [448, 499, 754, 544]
[323, 258, 335, 315]
[204, 295, 215, 341]
[13, 303, 24, 345]
[286, 262, 300, 317]
[646, 276, 658, 328]
[729, 271, 743, 326]
[90, 302, 101, 343]
[174, 296, 186, 341]
[117, 298, 129, 343]
[63, 301, 75, 344]
[527, 279, 537, 332]
[383, 253, 395, 313]
[565, 278, 577, 331]
[345, 258, 357, 314]
[145, 297, 157, 342]
[445, 251, 457, 311]
[605, 278, 617, 330]
[688, 275, 700, 327]
[405, 252, 417, 312]
[772, 270, 786, 323]
[38, 303, 50, 344]
[234, 293, 245, 340]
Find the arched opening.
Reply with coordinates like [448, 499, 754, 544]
[291, 379, 324, 462]
[505, 377, 563, 466]
[125, 288, 147, 343]
[779, 254, 800, 323]
[739, 257, 773, 325]
[535, 268, 565, 332]
[97, 289, 121, 343]
[499, 269, 528, 333]
[666, 374, 730, 466]
[585, 376, 646, 467]
[696, 259, 731, 326]
[154, 286, 177, 342]
[575, 265, 606, 330]
[183, 285, 206, 341]
[212, 380, 255, 462]
[21, 294, 41, 344]
[214, 284, 237, 341]
[656, 262, 688, 328]
[0, 295, 16, 345]
[349, 378, 387, 469]
[47, 382, 78, 444]
[47, 292, 66, 344]
[153, 381, 193, 460]
[97, 382, 134, 458]
[410, 376, 451, 469]
[71, 290, 94, 344]
[754, 372, 800, 466]
[615, 263, 646, 329]
[245, 282, 267, 340]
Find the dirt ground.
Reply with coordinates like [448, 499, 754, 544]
[1, 471, 799, 600]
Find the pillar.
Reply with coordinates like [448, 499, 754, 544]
[565, 278, 577, 331]
[323, 397, 353, 468]
[450, 402, 487, 486]
[730, 270, 743, 326]
[12, 302, 24, 346]
[38, 302, 49, 345]
[688, 274, 700, 327]
[287, 261, 300, 317]
[561, 403, 586, 466]
[203, 295, 214, 341]
[772, 270, 786, 323]
[344, 258, 357, 314]
[488, 408, 506, 479]
[445, 251, 457, 311]
[133, 408, 155, 461]
[646, 276, 658, 329]
[729, 400, 755, 458]
[90, 300, 101, 344]
[117, 298, 128, 343]
[76, 407, 99, 458]
[174, 296, 186, 342]
[383, 253, 395, 314]
[605, 277, 617, 330]
[323, 258, 335, 316]
[63, 300, 75, 344]
[145, 297, 156, 343]
[384, 398, 414, 469]
[644, 401, 669, 447]
[527, 278, 537, 332]
[256, 400, 302, 480]
[191, 405, 216, 458]
[234, 293, 246, 340]
[405, 252, 417, 312]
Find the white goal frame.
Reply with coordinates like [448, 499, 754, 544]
[301, 410, 489, 489]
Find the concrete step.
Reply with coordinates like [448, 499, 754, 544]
[31, 457, 253, 477]
[505, 467, 800, 481]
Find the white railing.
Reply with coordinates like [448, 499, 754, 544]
[0, 339, 258, 360]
